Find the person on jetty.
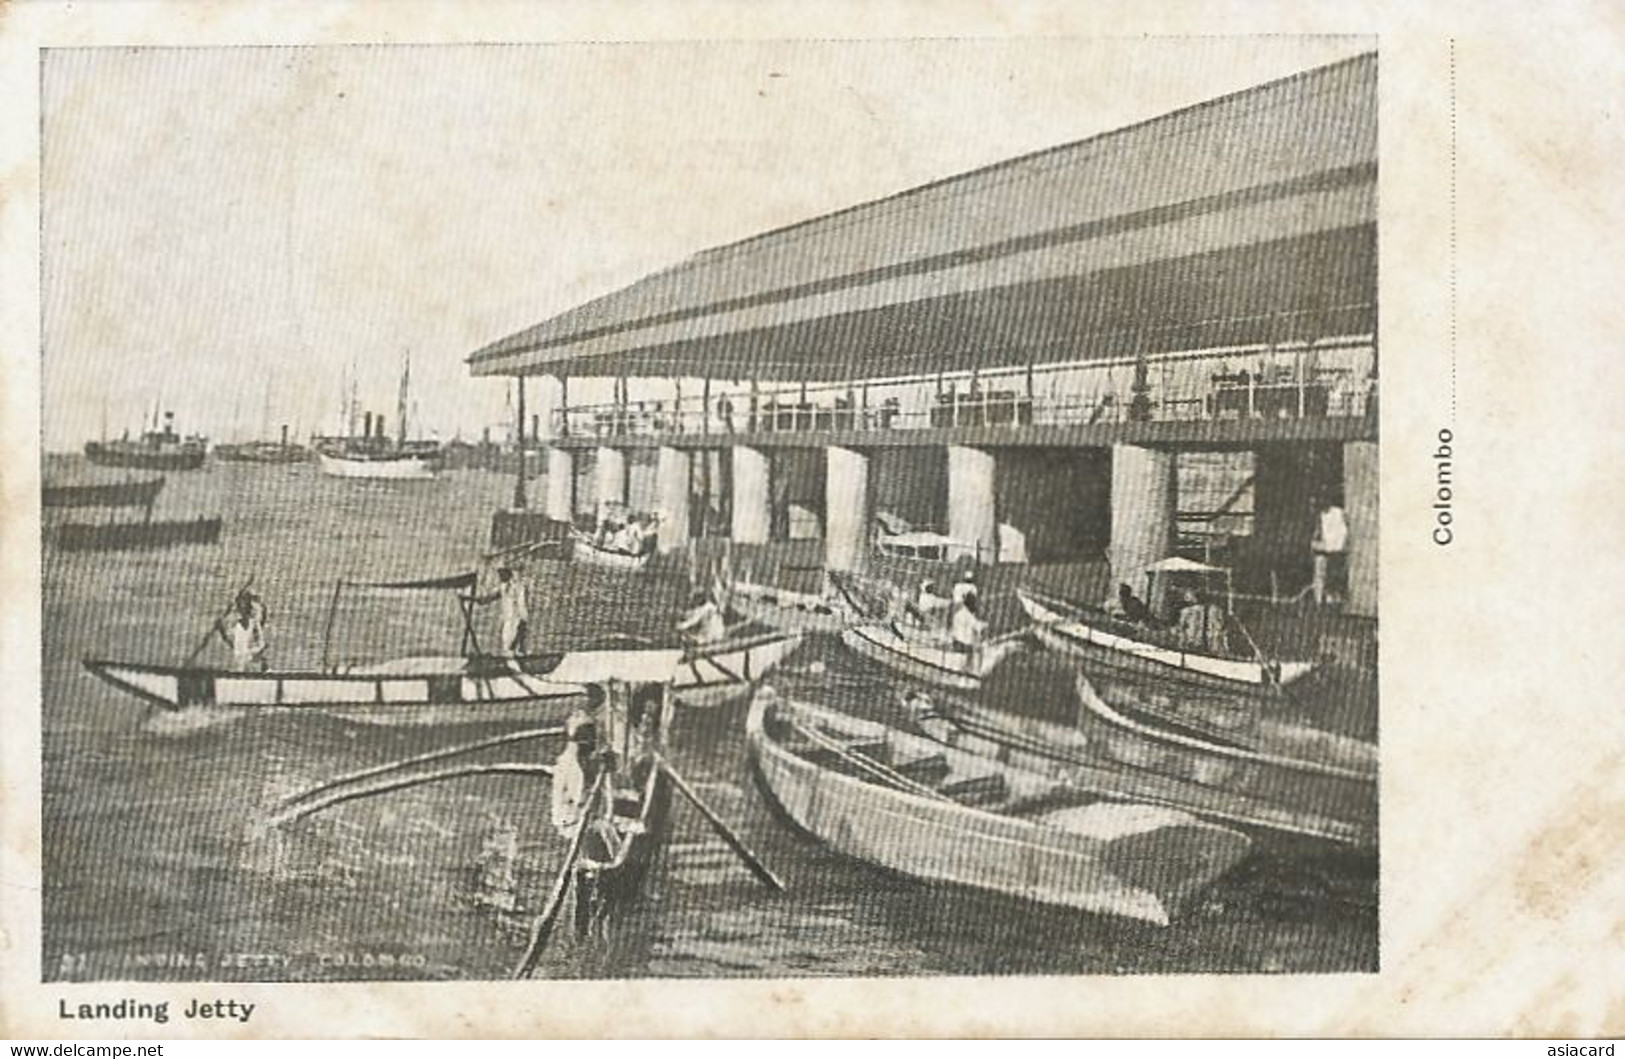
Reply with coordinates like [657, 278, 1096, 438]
[216, 592, 268, 671]
[677, 589, 727, 645]
[1311, 496, 1349, 605]
[476, 567, 530, 657]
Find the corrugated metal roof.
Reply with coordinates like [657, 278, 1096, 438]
[470, 52, 1376, 379]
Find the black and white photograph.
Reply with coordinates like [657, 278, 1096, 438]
[3, 2, 1618, 1041]
[35, 36, 1379, 984]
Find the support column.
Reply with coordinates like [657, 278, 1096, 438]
[1343, 440, 1379, 617]
[544, 447, 574, 523]
[594, 446, 627, 511]
[655, 446, 691, 554]
[1108, 444, 1175, 607]
[825, 446, 870, 572]
[731, 445, 771, 544]
[947, 445, 998, 564]
[512, 377, 528, 510]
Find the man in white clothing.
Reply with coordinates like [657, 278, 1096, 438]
[478, 567, 530, 656]
[1311, 498, 1350, 605]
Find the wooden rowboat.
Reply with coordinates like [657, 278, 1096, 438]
[722, 580, 854, 635]
[1018, 588, 1315, 696]
[839, 622, 1022, 692]
[571, 535, 653, 571]
[919, 659, 1376, 848]
[747, 688, 1251, 925]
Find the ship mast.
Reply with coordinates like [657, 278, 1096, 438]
[397, 349, 411, 446]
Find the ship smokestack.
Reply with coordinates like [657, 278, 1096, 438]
[363, 412, 374, 438]
[374, 414, 386, 440]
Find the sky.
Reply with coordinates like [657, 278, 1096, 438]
[40, 36, 1371, 450]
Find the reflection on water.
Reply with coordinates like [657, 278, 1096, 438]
[43, 460, 1375, 981]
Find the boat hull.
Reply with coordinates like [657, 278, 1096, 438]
[929, 680, 1377, 848]
[839, 623, 1018, 691]
[725, 582, 853, 635]
[214, 443, 308, 464]
[748, 691, 1250, 925]
[84, 442, 205, 472]
[58, 517, 221, 552]
[43, 477, 166, 509]
[317, 452, 438, 480]
[671, 631, 803, 708]
[571, 538, 653, 570]
[83, 637, 798, 724]
[1019, 589, 1314, 696]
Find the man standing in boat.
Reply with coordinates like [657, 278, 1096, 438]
[476, 566, 530, 657]
[215, 592, 268, 671]
[677, 589, 726, 644]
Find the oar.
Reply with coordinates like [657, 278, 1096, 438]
[657, 755, 785, 892]
[183, 574, 255, 665]
[514, 771, 606, 978]
[1227, 610, 1283, 691]
[272, 726, 564, 814]
[271, 762, 554, 826]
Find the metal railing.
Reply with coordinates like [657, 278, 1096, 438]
[552, 339, 1377, 440]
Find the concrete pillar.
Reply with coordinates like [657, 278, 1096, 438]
[594, 446, 627, 510]
[544, 446, 574, 523]
[731, 445, 771, 544]
[947, 445, 998, 564]
[825, 446, 870, 571]
[1343, 440, 1379, 617]
[655, 446, 691, 554]
[1108, 444, 1175, 607]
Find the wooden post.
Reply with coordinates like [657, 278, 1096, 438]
[559, 375, 571, 437]
[702, 377, 711, 436]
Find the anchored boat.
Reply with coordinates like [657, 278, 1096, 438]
[42, 476, 166, 509]
[918, 655, 1376, 848]
[747, 688, 1251, 926]
[84, 413, 207, 472]
[59, 517, 222, 553]
[839, 622, 1022, 692]
[1018, 562, 1315, 697]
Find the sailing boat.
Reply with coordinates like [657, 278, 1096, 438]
[315, 352, 442, 480]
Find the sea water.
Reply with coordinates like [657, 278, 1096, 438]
[41, 459, 1375, 981]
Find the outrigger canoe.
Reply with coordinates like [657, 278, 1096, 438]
[747, 688, 1252, 926]
[84, 649, 684, 727]
[671, 630, 804, 708]
[85, 631, 802, 726]
[917, 658, 1376, 848]
[1017, 587, 1315, 696]
[839, 622, 1022, 692]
